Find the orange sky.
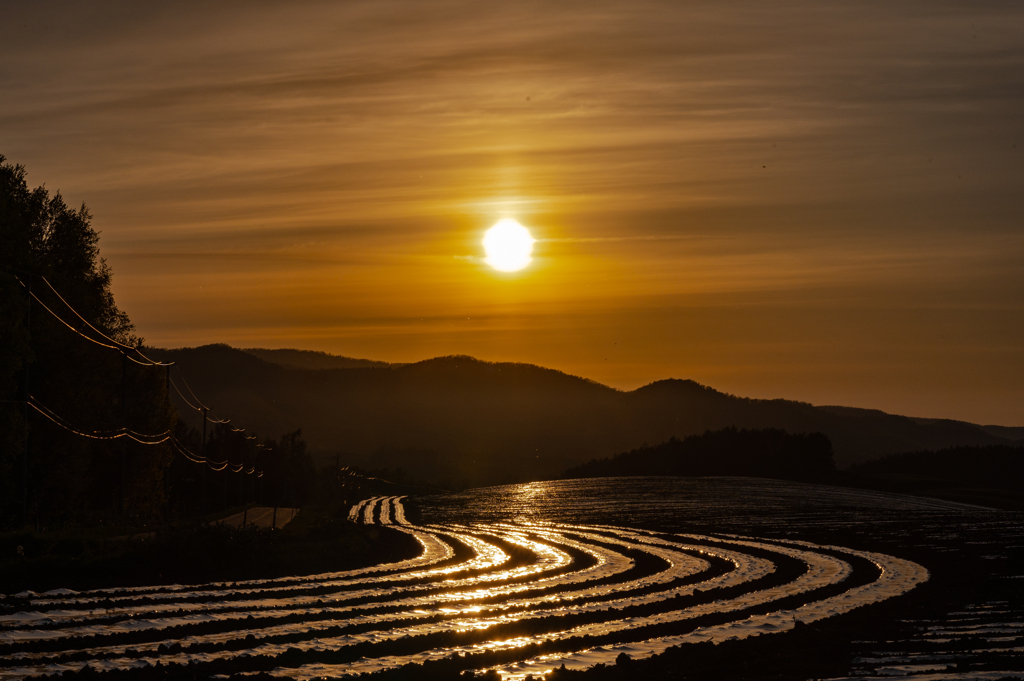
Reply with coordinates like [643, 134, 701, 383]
[2, 1, 1023, 424]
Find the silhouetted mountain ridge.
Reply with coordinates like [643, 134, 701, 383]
[148, 344, 1021, 487]
[242, 348, 394, 371]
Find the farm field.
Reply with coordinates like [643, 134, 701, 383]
[1, 477, 1022, 680]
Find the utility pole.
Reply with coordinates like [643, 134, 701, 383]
[121, 352, 127, 519]
[223, 430, 228, 510]
[22, 281, 31, 527]
[242, 438, 251, 527]
[201, 406, 208, 514]
[238, 435, 246, 518]
[257, 445, 262, 505]
[250, 439, 256, 509]
[262, 447, 271, 508]
[238, 436, 245, 509]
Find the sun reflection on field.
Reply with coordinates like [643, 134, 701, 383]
[12, 482, 1024, 681]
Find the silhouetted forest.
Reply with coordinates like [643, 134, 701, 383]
[846, 444, 1024, 509]
[557, 435, 1024, 510]
[561, 428, 836, 482]
[0, 155, 175, 527]
[0, 156, 319, 529]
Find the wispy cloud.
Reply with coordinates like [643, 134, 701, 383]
[3, 0, 1024, 422]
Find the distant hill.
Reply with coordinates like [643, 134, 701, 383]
[847, 445, 1024, 510]
[148, 344, 1022, 488]
[241, 348, 394, 371]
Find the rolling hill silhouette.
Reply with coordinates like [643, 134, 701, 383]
[241, 348, 396, 371]
[148, 344, 1021, 487]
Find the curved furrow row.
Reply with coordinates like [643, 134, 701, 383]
[6, 507, 446, 613]
[266, 524, 856, 678]
[0, 522, 594, 661]
[486, 534, 929, 679]
[0, 496, 928, 681]
[0, 527, 504, 641]
[0, 524, 634, 671]
[0, 521, 698, 677]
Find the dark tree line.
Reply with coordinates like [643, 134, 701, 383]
[847, 444, 1024, 491]
[562, 427, 836, 482]
[0, 155, 175, 527]
[1, 155, 316, 528]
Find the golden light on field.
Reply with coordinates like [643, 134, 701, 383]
[483, 219, 535, 272]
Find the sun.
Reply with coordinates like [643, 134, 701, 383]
[483, 219, 535, 272]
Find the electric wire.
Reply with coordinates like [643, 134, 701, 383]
[28, 396, 263, 474]
[36, 280, 253, 430]
[176, 368, 208, 410]
[170, 438, 205, 464]
[18, 274, 171, 367]
[11, 271, 269, 477]
[127, 433, 172, 445]
[169, 437, 258, 474]
[28, 401, 121, 440]
[40, 276, 134, 351]
[20, 274, 252, 435]
[169, 376, 203, 412]
[124, 353, 157, 367]
[28, 396, 170, 444]
[133, 347, 172, 367]
[27, 289, 120, 350]
[40, 276, 172, 367]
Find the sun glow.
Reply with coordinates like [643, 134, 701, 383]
[483, 219, 535, 272]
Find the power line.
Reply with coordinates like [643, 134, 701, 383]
[39, 276, 172, 367]
[171, 367, 253, 433]
[28, 395, 264, 474]
[26, 287, 120, 350]
[8, 270, 270, 480]
[169, 375, 203, 412]
[40, 276, 135, 351]
[15, 271, 256, 435]
[125, 353, 158, 367]
[28, 399, 122, 440]
[11, 272, 173, 367]
[176, 368, 208, 410]
[28, 396, 172, 444]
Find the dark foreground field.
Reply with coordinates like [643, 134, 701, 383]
[1, 478, 1022, 681]
[0, 506, 420, 594]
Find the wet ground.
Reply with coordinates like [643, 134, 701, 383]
[0, 477, 1021, 680]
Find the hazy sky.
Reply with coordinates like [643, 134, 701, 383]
[3, 1, 1023, 424]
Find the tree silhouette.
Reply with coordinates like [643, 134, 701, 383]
[562, 427, 836, 482]
[1, 155, 175, 527]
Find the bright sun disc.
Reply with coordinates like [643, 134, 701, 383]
[483, 219, 534, 272]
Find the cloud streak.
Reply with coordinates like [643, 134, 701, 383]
[2, 0, 1023, 422]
